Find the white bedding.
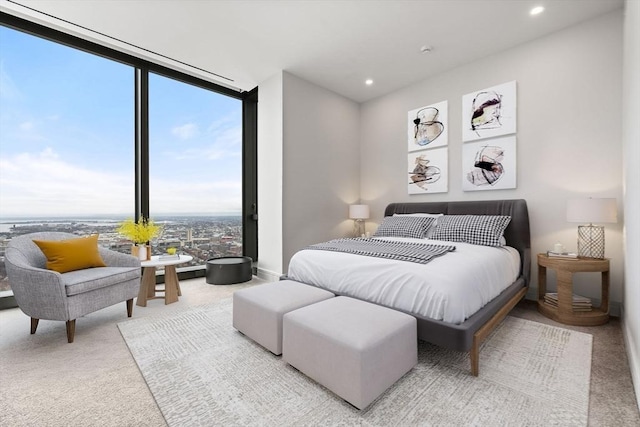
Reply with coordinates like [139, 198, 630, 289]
[287, 237, 520, 324]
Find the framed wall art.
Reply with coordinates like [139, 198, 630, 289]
[408, 147, 448, 194]
[408, 100, 448, 152]
[462, 81, 516, 142]
[462, 136, 516, 192]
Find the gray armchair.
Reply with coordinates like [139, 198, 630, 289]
[5, 232, 141, 343]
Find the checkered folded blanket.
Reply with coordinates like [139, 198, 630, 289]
[304, 238, 456, 264]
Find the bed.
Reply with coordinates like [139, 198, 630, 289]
[286, 199, 530, 376]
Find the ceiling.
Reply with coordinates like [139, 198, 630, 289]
[1, 0, 624, 103]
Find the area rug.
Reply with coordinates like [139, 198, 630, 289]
[118, 299, 592, 426]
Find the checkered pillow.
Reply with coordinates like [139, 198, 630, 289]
[393, 213, 444, 238]
[429, 215, 511, 247]
[373, 216, 436, 239]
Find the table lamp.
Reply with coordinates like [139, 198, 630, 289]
[566, 198, 617, 259]
[349, 204, 370, 237]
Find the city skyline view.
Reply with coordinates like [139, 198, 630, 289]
[0, 25, 243, 218]
[0, 213, 242, 230]
[0, 215, 244, 293]
[0, 212, 243, 220]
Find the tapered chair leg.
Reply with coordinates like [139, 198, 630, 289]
[30, 318, 39, 334]
[126, 299, 133, 317]
[66, 319, 76, 343]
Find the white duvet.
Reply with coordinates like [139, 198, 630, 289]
[287, 237, 520, 324]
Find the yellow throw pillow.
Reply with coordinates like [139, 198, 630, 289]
[33, 234, 107, 273]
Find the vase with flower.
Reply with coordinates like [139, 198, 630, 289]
[117, 217, 161, 261]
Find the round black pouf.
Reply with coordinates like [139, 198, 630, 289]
[205, 256, 253, 285]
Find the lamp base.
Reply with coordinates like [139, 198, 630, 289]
[353, 219, 365, 238]
[577, 225, 605, 259]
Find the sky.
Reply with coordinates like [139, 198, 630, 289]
[0, 26, 243, 218]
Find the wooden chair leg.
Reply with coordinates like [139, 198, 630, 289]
[126, 298, 133, 317]
[66, 320, 76, 343]
[30, 318, 39, 334]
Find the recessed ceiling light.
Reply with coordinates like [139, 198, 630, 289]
[530, 6, 545, 16]
[365, 79, 374, 86]
[420, 45, 433, 53]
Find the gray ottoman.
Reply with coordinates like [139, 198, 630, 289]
[232, 280, 334, 355]
[282, 296, 417, 410]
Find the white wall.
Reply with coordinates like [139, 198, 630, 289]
[258, 71, 360, 277]
[622, 0, 640, 410]
[359, 10, 625, 311]
[281, 72, 361, 271]
[256, 72, 284, 281]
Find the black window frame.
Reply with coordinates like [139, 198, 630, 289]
[0, 11, 258, 299]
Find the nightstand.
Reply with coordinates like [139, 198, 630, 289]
[537, 253, 609, 326]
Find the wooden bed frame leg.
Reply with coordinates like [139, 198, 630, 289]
[470, 336, 479, 377]
[468, 286, 528, 377]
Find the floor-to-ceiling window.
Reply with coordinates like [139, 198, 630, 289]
[148, 73, 244, 262]
[0, 24, 135, 296]
[0, 13, 257, 304]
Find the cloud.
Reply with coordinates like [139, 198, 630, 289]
[0, 61, 22, 101]
[171, 123, 198, 140]
[1, 113, 51, 144]
[39, 147, 58, 159]
[149, 177, 242, 214]
[19, 121, 34, 131]
[0, 147, 242, 217]
[206, 112, 237, 133]
[170, 123, 242, 161]
[0, 148, 132, 217]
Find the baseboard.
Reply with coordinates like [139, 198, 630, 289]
[256, 267, 282, 282]
[621, 305, 640, 411]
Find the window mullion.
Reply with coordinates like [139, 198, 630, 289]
[135, 68, 150, 221]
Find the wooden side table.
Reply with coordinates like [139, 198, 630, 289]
[137, 255, 193, 306]
[537, 253, 609, 326]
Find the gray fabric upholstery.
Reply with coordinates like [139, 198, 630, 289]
[5, 232, 141, 324]
[382, 199, 530, 351]
[283, 297, 417, 410]
[232, 280, 334, 355]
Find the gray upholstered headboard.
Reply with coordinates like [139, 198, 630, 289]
[384, 199, 531, 286]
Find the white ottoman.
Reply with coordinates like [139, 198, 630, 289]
[232, 280, 334, 355]
[283, 296, 417, 410]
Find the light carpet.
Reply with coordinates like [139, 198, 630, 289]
[118, 299, 592, 426]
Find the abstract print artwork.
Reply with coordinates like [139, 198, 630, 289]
[462, 81, 516, 142]
[408, 147, 448, 194]
[462, 136, 516, 191]
[408, 100, 448, 152]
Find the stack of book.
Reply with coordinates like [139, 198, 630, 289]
[546, 250, 578, 259]
[159, 254, 180, 261]
[544, 292, 592, 311]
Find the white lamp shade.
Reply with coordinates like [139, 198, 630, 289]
[566, 198, 617, 224]
[349, 204, 370, 220]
